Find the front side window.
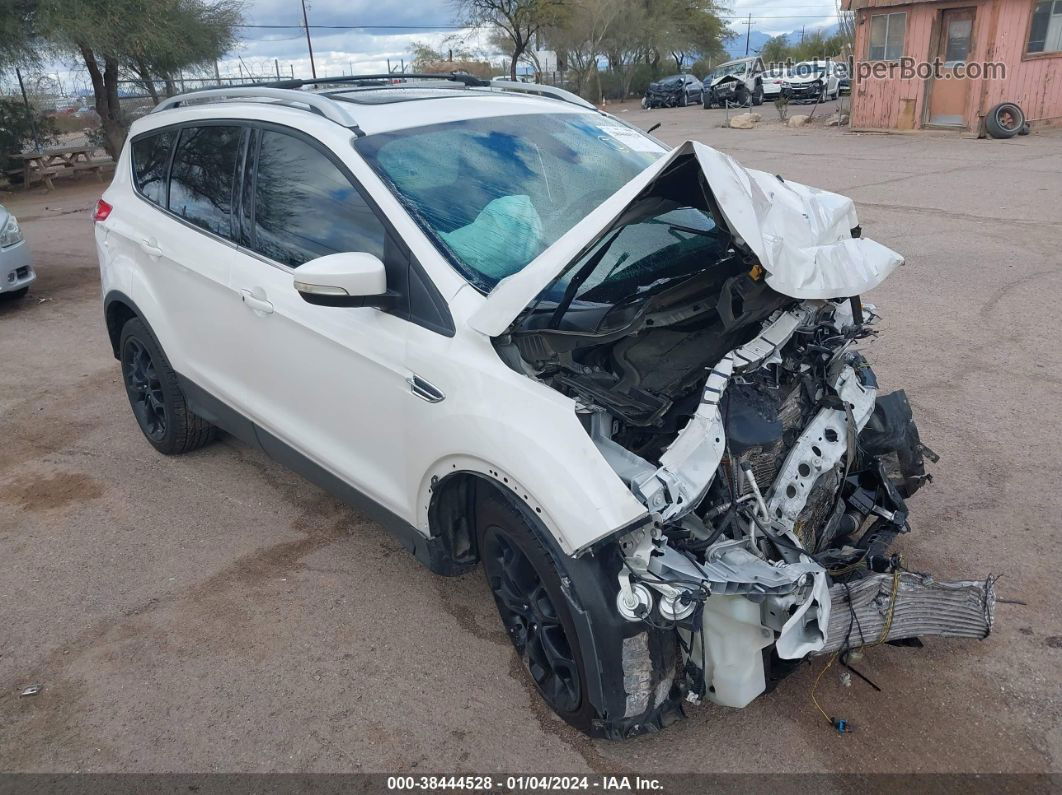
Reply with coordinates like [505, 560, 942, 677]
[869, 12, 907, 60]
[1028, 0, 1062, 53]
[168, 126, 242, 237]
[354, 113, 664, 291]
[131, 131, 175, 206]
[250, 131, 385, 268]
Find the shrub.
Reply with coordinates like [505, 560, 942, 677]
[0, 99, 60, 172]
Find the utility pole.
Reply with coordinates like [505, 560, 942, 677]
[275, 58, 281, 79]
[15, 67, 42, 151]
[745, 13, 753, 56]
[301, 0, 317, 79]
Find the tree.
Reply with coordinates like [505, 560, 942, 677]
[758, 35, 790, 66]
[454, 0, 568, 80]
[0, 0, 41, 71]
[33, 0, 241, 158]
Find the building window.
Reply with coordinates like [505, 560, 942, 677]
[868, 12, 907, 60]
[1028, 0, 1062, 53]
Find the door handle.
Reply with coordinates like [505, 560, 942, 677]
[240, 289, 274, 315]
[139, 238, 163, 257]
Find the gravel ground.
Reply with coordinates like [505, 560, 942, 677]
[1, 110, 1060, 774]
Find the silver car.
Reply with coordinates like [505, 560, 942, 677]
[0, 204, 34, 299]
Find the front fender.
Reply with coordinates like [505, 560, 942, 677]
[413, 413, 647, 557]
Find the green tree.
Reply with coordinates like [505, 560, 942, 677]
[0, 98, 59, 170]
[33, 0, 241, 158]
[455, 0, 568, 80]
[0, 0, 41, 71]
[758, 34, 789, 65]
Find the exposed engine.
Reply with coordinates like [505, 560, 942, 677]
[501, 274, 993, 711]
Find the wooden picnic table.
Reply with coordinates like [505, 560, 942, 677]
[8, 145, 108, 190]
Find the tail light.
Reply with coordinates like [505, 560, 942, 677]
[93, 199, 112, 223]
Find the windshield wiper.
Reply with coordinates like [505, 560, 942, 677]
[547, 226, 625, 329]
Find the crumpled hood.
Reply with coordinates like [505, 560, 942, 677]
[708, 75, 742, 88]
[469, 140, 904, 337]
[648, 81, 683, 93]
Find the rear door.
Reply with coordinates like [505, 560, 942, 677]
[113, 123, 244, 397]
[221, 126, 419, 515]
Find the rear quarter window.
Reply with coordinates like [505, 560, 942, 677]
[168, 126, 243, 238]
[131, 131, 176, 205]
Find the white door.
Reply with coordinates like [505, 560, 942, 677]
[222, 127, 417, 516]
[111, 124, 244, 398]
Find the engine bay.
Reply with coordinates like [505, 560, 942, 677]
[496, 263, 994, 711]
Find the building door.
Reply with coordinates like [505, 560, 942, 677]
[926, 7, 977, 126]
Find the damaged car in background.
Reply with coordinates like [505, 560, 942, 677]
[101, 82, 995, 741]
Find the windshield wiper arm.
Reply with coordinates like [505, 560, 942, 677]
[548, 227, 625, 329]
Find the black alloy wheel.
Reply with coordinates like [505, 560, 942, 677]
[482, 526, 581, 714]
[122, 336, 167, 442]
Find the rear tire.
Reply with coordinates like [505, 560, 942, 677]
[119, 318, 216, 455]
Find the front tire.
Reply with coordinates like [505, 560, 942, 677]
[119, 318, 216, 455]
[477, 492, 683, 738]
[479, 494, 596, 732]
[752, 85, 764, 106]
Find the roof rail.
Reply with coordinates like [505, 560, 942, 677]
[266, 72, 490, 89]
[151, 87, 363, 132]
[477, 80, 597, 111]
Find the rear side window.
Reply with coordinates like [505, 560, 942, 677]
[250, 130, 385, 268]
[131, 131, 175, 205]
[168, 126, 242, 238]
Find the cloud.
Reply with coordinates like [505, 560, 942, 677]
[220, 0, 481, 78]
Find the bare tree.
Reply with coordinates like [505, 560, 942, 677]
[454, 0, 568, 80]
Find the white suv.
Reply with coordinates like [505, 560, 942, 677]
[95, 76, 993, 739]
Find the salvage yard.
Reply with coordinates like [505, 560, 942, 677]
[1, 110, 1060, 774]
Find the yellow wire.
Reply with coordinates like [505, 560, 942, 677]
[809, 564, 902, 727]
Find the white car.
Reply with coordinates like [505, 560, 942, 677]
[761, 67, 790, 99]
[0, 204, 34, 300]
[702, 56, 764, 107]
[94, 77, 993, 738]
[784, 59, 842, 102]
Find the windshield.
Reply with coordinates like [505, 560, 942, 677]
[707, 62, 748, 80]
[795, 62, 827, 76]
[354, 113, 665, 291]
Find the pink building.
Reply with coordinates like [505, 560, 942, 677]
[844, 0, 1062, 132]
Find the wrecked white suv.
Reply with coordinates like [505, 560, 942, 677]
[95, 76, 994, 739]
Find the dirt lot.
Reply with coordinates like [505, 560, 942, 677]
[1, 109, 1060, 775]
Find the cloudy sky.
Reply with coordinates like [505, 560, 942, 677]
[220, 0, 842, 80]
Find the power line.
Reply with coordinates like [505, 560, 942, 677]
[234, 14, 843, 31]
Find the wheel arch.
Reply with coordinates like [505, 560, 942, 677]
[104, 290, 150, 359]
[421, 457, 558, 567]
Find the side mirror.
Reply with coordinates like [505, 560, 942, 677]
[293, 252, 397, 309]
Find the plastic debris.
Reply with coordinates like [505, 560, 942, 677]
[20, 684, 43, 697]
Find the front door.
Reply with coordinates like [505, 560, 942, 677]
[223, 126, 414, 517]
[926, 7, 976, 127]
